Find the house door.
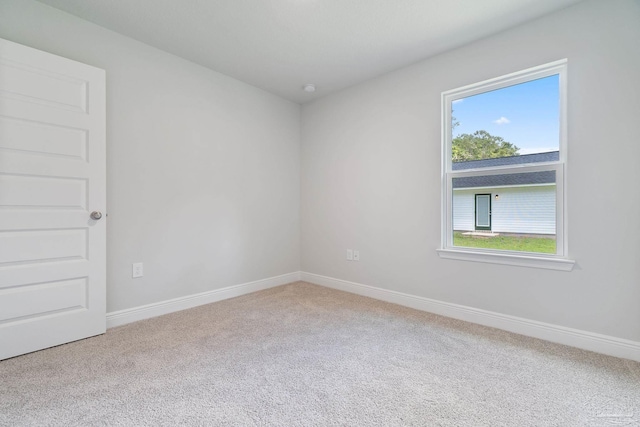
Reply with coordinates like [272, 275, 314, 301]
[0, 38, 106, 360]
[475, 194, 491, 231]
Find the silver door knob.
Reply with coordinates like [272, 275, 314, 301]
[90, 211, 103, 220]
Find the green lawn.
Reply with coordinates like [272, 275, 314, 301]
[453, 232, 556, 254]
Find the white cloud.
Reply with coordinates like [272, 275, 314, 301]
[452, 99, 464, 104]
[493, 116, 510, 125]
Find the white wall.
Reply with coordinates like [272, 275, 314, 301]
[301, 0, 640, 342]
[0, 0, 301, 312]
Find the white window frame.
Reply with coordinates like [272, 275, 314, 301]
[437, 60, 575, 271]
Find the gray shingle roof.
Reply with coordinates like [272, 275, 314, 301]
[452, 151, 558, 189]
[452, 151, 559, 170]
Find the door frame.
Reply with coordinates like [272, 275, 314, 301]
[474, 193, 492, 231]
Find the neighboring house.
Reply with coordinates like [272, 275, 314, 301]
[452, 151, 558, 235]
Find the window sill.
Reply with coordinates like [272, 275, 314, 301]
[436, 248, 575, 271]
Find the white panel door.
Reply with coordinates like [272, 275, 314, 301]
[0, 38, 106, 360]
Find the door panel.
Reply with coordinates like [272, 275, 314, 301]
[0, 229, 87, 264]
[0, 174, 87, 207]
[0, 38, 106, 360]
[0, 56, 88, 113]
[0, 278, 88, 323]
[475, 194, 491, 230]
[0, 115, 87, 158]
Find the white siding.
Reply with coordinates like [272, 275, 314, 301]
[453, 185, 556, 235]
[452, 190, 475, 231]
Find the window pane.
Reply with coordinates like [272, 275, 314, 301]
[475, 194, 491, 228]
[451, 75, 559, 165]
[452, 171, 556, 254]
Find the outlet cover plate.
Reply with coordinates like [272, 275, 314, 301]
[132, 262, 144, 278]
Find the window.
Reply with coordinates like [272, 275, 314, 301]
[437, 60, 574, 271]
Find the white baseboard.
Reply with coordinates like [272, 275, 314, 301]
[301, 272, 640, 362]
[107, 271, 301, 328]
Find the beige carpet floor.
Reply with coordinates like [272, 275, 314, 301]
[1, 281, 639, 426]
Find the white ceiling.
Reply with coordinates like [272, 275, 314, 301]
[36, 0, 583, 104]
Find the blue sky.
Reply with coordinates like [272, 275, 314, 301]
[452, 75, 559, 155]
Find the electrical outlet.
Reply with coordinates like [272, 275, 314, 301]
[346, 249, 353, 261]
[353, 250, 360, 261]
[132, 262, 144, 278]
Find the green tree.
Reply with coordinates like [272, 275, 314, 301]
[452, 130, 519, 162]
